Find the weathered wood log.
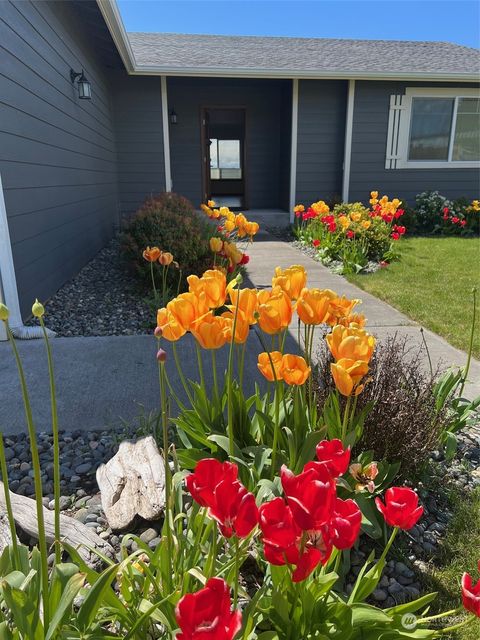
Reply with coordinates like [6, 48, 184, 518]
[96, 436, 165, 531]
[0, 509, 18, 554]
[0, 482, 114, 570]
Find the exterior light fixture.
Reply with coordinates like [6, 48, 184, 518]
[70, 69, 92, 100]
[170, 109, 177, 124]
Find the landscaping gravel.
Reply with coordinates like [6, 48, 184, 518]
[26, 239, 152, 337]
[3, 420, 479, 600]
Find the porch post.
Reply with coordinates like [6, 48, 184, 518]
[289, 78, 299, 223]
[161, 76, 173, 192]
[342, 79, 355, 203]
[0, 173, 17, 340]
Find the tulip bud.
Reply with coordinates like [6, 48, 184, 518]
[156, 348, 167, 362]
[235, 273, 243, 285]
[32, 298, 45, 318]
[154, 326, 163, 338]
[0, 303, 9, 321]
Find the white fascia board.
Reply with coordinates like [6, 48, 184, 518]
[96, 0, 136, 72]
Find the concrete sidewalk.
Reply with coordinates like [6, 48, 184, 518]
[0, 332, 264, 435]
[246, 228, 480, 399]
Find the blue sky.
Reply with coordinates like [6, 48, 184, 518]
[117, 0, 479, 48]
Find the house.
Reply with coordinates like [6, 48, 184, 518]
[0, 0, 479, 323]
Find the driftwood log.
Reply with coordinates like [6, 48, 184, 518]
[96, 436, 165, 531]
[0, 482, 114, 569]
[0, 509, 18, 554]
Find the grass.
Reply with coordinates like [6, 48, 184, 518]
[347, 237, 480, 358]
[419, 486, 480, 639]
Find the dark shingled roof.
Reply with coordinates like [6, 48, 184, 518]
[127, 32, 480, 77]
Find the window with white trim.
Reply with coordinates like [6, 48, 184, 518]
[385, 88, 480, 169]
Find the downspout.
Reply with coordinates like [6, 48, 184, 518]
[342, 80, 355, 203]
[0, 172, 55, 340]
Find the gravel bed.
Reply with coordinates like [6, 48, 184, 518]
[26, 238, 152, 337]
[3, 421, 479, 597]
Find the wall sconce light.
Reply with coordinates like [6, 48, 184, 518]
[170, 109, 177, 124]
[70, 69, 92, 100]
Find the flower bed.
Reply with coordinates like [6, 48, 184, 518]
[0, 212, 479, 638]
[404, 191, 480, 236]
[294, 192, 406, 274]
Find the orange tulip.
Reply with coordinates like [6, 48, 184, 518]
[210, 237, 223, 253]
[296, 288, 336, 325]
[156, 307, 186, 342]
[257, 351, 284, 382]
[224, 220, 235, 233]
[191, 312, 228, 350]
[223, 241, 243, 266]
[244, 221, 259, 237]
[143, 246, 161, 262]
[227, 285, 258, 324]
[207, 200, 216, 207]
[272, 265, 307, 300]
[331, 358, 369, 396]
[282, 354, 311, 386]
[326, 325, 375, 364]
[167, 292, 209, 331]
[159, 251, 174, 266]
[336, 313, 367, 329]
[221, 309, 250, 344]
[257, 287, 292, 334]
[187, 269, 227, 309]
[327, 295, 361, 326]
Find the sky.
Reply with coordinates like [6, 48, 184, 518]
[117, 0, 480, 48]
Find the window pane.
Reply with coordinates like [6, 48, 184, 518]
[210, 139, 219, 169]
[408, 98, 454, 160]
[452, 98, 480, 161]
[218, 140, 241, 169]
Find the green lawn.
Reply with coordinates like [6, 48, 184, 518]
[347, 237, 480, 358]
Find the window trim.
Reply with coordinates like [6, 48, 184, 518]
[396, 87, 480, 169]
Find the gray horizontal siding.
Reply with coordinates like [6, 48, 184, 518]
[111, 73, 165, 218]
[167, 77, 291, 209]
[0, 0, 119, 317]
[295, 80, 347, 205]
[349, 81, 480, 205]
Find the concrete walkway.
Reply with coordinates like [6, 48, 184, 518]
[246, 227, 480, 399]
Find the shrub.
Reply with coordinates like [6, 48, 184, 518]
[120, 192, 212, 290]
[412, 190, 479, 236]
[315, 334, 449, 476]
[294, 192, 406, 273]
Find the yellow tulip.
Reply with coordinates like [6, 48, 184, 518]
[143, 246, 161, 262]
[338, 216, 350, 229]
[326, 324, 375, 364]
[224, 220, 235, 233]
[257, 287, 293, 334]
[350, 212, 362, 222]
[227, 285, 258, 324]
[326, 295, 361, 326]
[224, 241, 243, 265]
[282, 354, 311, 386]
[210, 237, 223, 253]
[361, 220, 371, 230]
[370, 191, 378, 200]
[167, 292, 209, 331]
[191, 312, 228, 349]
[156, 307, 186, 342]
[257, 351, 284, 382]
[207, 200, 216, 207]
[272, 265, 307, 300]
[244, 221, 259, 237]
[331, 358, 369, 396]
[187, 269, 227, 309]
[296, 288, 336, 325]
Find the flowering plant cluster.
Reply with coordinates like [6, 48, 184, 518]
[295, 192, 406, 273]
[410, 190, 480, 236]
[0, 229, 478, 638]
[200, 201, 259, 277]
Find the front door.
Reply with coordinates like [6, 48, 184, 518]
[201, 107, 246, 209]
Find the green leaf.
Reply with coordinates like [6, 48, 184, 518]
[45, 573, 85, 640]
[76, 563, 118, 631]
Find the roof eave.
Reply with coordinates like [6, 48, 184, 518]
[96, 0, 480, 83]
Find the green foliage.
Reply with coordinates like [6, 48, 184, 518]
[411, 191, 479, 236]
[120, 192, 212, 290]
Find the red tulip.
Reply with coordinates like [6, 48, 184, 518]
[175, 577, 242, 640]
[208, 478, 259, 538]
[375, 487, 423, 530]
[328, 498, 362, 549]
[462, 564, 480, 617]
[186, 458, 238, 508]
[281, 464, 336, 531]
[311, 439, 351, 478]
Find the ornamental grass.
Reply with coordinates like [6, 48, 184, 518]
[0, 204, 478, 638]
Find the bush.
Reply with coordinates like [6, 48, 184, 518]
[412, 191, 479, 236]
[315, 334, 449, 476]
[120, 192, 212, 290]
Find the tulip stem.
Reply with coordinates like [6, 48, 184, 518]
[341, 396, 352, 443]
[158, 352, 173, 593]
[271, 381, 281, 479]
[211, 349, 219, 407]
[233, 536, 240, 608]
[227, 281, 242, 457]
[150, 261, 157, 301]
[459, 287, 476, 399]
[195, 343, 206, 390]
[0, 435, 20, 568]
[5, 323, 50, 629]
[418, 606, 463, 624]
[39, 317, 61, 565]
[378, 526, 398, 565]
[173, 342, 194, 406]
[439, 614, 476, 635]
